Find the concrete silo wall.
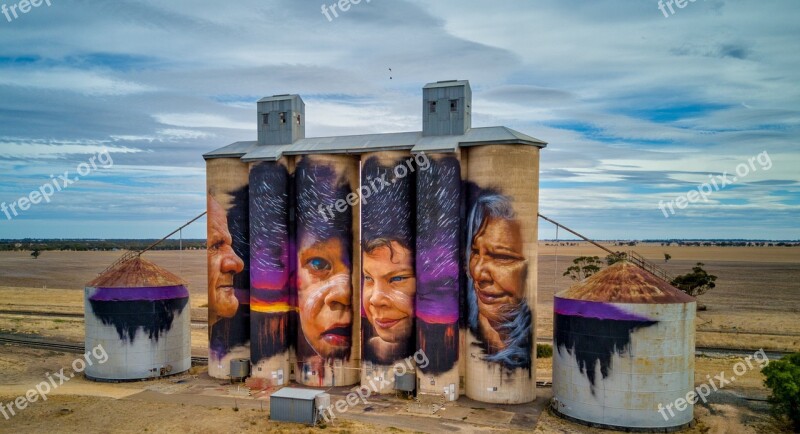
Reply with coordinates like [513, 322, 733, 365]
[552, 298, 696, 429]
[416, 153, 462, 400]
[249, 158, 294, 384]
[206, 158, 251, 379]
[85, 285, 191, 380]
[294, 154, 360, 387]
[360, 151, 417, 393]
[465, 145, 539, 404]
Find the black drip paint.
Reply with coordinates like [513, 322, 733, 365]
[90, 298, 188, 344]
[554, 313, 657, 393]
[417, 321, 458, 375]
[251, 311, 296, 364]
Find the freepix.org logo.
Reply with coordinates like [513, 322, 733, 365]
[2, 0, 53, 23]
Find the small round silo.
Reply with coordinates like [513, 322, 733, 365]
[552, 261, 696, 430]
[84, 256, 191, 381]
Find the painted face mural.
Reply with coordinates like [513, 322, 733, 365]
[466, 192, 532, 371]
[295, 157, 355, 365]
[297, 236, 352, 358]
[206, 176, 250, 365]
[207, 194, 244, 323]
[362, 239, 416, 362]
[361, 154, 416, 366]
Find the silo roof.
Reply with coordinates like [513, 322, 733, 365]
[206, 126, 547, 161]
[556, 261, 695, 304]
[88, 256, 186, 288]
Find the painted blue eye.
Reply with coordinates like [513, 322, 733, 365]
[308, 257, 331, 271]
[390, 276, 406, 283]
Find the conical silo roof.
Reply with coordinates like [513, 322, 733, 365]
[556, 261, 694, 304]
[87, 256, 186, 288]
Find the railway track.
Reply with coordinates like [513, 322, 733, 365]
[0, 309, 208, 326]
[0, 334, 209, 365]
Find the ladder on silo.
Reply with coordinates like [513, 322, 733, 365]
[538, 213, 675, 283]
[98, 212, 207, 275]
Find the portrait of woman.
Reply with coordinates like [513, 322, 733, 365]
[466, 192, 532, 371]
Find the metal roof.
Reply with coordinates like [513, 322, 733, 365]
[270, 387, 325, 401]
[205, 126, 546, 162]
[203, 141, 259, 159]
[423, 79, 470, 89]
[556, 261, 696, 304]
[258, 94, 301, 103]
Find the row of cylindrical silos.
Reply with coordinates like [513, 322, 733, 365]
[206, 144, 541, 403]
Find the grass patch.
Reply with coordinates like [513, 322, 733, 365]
[536, 343, 553, 358]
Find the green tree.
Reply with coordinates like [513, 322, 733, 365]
[606, 252, 627, 266]
[762, 352, 800, 432]
[670, 262, 717, 297]
[563, 256, 602, 281]
[664, 253, 672, 263]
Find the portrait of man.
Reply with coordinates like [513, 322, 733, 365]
[295, 158, 355, 363]
[207, 192, 245, 327]
[362, 237, 415, 363]
[466, 192, 532, 371]
[206, 182, 250, 366]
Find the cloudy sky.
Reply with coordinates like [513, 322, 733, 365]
[0, 0, 797, 240]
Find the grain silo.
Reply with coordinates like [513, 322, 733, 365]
[84, 256, 191, 381]
[464, 144, 540, 404]
[552, 261, 696, 430]
[415, 153, 462, 400]
[294, 153, 360, 387]
[248, 158, 294, 385]
[360, 151, 416, 394]
[205, 154, 252, 380]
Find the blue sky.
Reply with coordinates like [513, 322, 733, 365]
[0, 0, 797, 240]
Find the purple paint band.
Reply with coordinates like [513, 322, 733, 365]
[251, 289, 289, 304]
[554, 298, 653, 322]
[235, 287, 250, 304]
[89, 285, 189, 302]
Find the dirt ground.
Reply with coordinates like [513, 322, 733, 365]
[0, 245, 798, 432]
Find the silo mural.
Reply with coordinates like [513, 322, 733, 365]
[552, 261, 696, 430]
[207, 158, 251, 379]
[203, 80, 549, 400]
[465, 145, 538, 404]
[84, 257, 191, 381]
[249, 159, 295, 384]
[360, 152, 416, 393]
[295, 154, 360, 387]
[416, 154, 462, 400]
